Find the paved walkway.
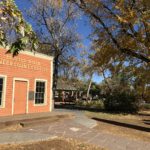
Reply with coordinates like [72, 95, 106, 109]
[55, 109, 97, 128]
[0, 109, 150, 150]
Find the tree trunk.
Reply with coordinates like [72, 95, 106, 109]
[53, 55, 59, 90]
[102, 69, 112, 93]
[86, 74, 93, 100]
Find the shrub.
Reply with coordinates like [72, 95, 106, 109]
[141, 103, 150, 110]
[104, 91, 140, 113]
[76, 100, 104, 110]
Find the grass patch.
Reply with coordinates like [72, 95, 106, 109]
[85, 111, 150, 142]
[85, 111, 141, 120]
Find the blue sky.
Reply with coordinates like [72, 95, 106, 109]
[15, 0, 103, 83]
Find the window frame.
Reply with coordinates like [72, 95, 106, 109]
[34, 79, 47, 106]
[0, 75, 7, 108]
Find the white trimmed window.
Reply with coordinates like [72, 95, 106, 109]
[35, 80, 46, 104]
[0, 76, 6, 107]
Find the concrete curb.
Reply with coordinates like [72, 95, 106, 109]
[0, 133, 58, 145]
[0, 112, 74, 130]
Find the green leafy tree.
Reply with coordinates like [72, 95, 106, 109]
[69, 0, 150, 63]
[0, 0, 37, 55]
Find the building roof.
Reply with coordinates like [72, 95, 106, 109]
[21, 50, 54, 61]
[0, 46, 54, 61]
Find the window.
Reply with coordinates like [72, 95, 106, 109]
[35, 81, 46, 104]
[0, 77, 5, 107]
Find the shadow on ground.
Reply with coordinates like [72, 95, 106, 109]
[55, 103, 104, 112]
[92, 117, 150, 132]
[143, 119, 150, 125]
[55, 103, 150, 132]
[55, 103, 146, 114]
[138, 113, 150, 117]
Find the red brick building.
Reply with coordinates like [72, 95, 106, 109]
[0, 48, 53, 116]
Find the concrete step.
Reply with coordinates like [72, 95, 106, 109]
[20, 115, 66, 127]
[0, 114, 73, 129]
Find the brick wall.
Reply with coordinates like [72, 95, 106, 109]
[0, 48, 53, 116]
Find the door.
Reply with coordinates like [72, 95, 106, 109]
[13, 80, 28, 115]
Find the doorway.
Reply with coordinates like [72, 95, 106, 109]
[13, 80, 28, 115]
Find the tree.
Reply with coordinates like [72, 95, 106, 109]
[69, 0, 150, 63]
[79, 49, 96, 100]
[59, 56, 81, 80]
[90, 82, 101, 98]
[3, 0, 149, 63]
[99, 70, 141, 112]
[27, 0, 80, 89]
[129, 64, 150, 102]
[0, 0, 37, 55]
[63, 0, 150, 109]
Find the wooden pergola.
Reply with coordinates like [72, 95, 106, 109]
[54, 80, 83, 103]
